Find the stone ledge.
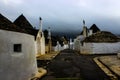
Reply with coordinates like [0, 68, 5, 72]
[93, 57, 118, 80]
[30, 68, 47, 80]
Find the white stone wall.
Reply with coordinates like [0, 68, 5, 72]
[36, 31, 45, 55]
[53, 45, 68, 52]
[74, 39, 80, 51]
[35, 41, 37, 54]
[74, 35, 85, 51]
[92, 42, 120, 54]
[69, 40, 74, 50]
[80, 43, 93, 54]
[53, 44, 61, 51]
[80, 42, 120, 54]
[0, 30, 38, 80]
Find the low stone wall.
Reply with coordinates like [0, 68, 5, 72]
[80, 42, 120, 54]
[80, 43, 93, 54]
[93, 42, 120, 54]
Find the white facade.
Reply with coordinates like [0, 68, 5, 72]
[0, 30, 38, 80]
[69, 38, 73, 49]
[80, 42, 120, 54]
[52, 41, 69, 51]
[74, 35, 120, 54]
[36, 31, 45, 55]
[74, 38, 80, 51]
[74, 35, 85, 51]
[53, 41, 62, 51]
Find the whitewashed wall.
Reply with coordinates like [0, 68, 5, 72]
[74, 39, 80, 51]
[53, 44, 61, 51]
[74, 35, 85, 51]
[69, 42, 74, 49]
[0, 30, 38, 80]
[80, 42, 120, 54]
[80, 43, 93, 54]
[92, 42, 120, 54]
[36, 31, 45, 55]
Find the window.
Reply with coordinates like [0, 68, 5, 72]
[14, 44, 22, 52]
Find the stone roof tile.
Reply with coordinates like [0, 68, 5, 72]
[0, 13, 26, 33]
[83, 31, 119, 42]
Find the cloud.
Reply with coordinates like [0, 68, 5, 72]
[75, 0, 120, 16]
[0, 0, 120, 34]
[1, 0, 23, 5]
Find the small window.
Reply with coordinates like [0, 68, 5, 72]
[14, 44, 22, 52]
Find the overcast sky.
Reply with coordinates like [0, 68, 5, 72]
[0, 0, 120, 34]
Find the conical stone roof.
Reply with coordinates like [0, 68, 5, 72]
[0, 13, 26, 33]
[14, 14, 38, 36]
[89, 24, 100, 33]
[83, 31, 119, 42]
[14, 14, 33, 29]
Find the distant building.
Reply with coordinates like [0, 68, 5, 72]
[53, 41, 61, 51]
[69, 38, 74, 49]
[74, 20, 120, 54]
[44, 30, 69, 52]
[0, 13, 38, 80]
[81, 31, 120, 54]
[74, 21, 100, 52]
[80, 23, 100, 37]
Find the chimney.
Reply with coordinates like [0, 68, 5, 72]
[48, 27, 51, 39]
[39, 17, 42, 31]
[82, 20, 88, 37]
[83, 27, 87, 37]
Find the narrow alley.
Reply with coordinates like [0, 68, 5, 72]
[38, 49, 110, 80]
